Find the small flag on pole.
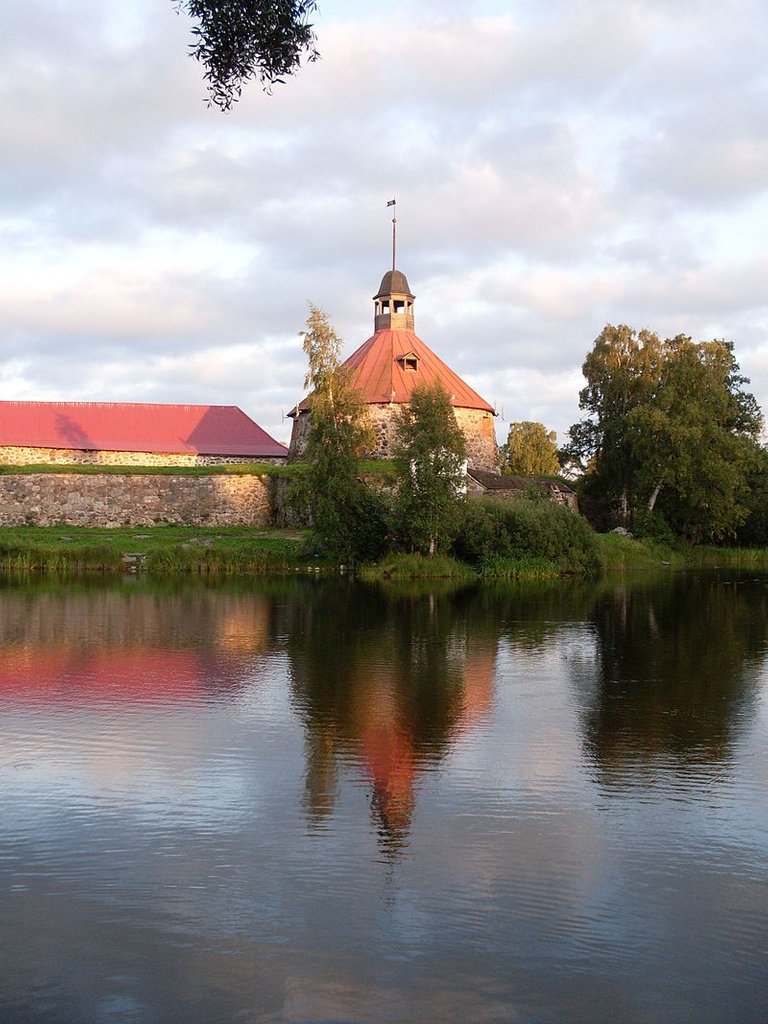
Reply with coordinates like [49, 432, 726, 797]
[387, 199, 397, 270]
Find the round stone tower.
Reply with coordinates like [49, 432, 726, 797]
[289, 269, 499, 472]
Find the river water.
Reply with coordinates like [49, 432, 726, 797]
[1, 572, 767, 1023]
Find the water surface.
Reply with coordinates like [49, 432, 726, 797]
[1, 573, 767, 1022]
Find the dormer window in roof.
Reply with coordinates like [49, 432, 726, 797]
[397, 352, 419, 372]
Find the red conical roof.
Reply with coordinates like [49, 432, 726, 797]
[341, 328, 494, 411]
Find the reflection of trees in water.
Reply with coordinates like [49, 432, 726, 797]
[570, 574, 768, 780]
[286, 582, 500, 856]
[471, 581, 598, 651]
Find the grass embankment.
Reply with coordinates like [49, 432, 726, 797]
[2, 509, 768, 581]
[0, 526, 313, 576]
[594, 532, 768, 572]
[360, 553, 477, 583]
[594, 532, 678, 571]
[364, 533, 768, 583]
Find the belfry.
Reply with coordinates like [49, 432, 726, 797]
[289, 256, 499, 472]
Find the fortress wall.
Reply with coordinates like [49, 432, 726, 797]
[0, 473, 272, 528]
[0, 446, 285, 467]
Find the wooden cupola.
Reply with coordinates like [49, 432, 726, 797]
[373, 270, 415, 332]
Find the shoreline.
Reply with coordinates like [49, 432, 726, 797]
[0, 526, 767, 580]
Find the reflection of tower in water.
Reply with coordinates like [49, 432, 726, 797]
[364, 649, 497, 857]
[291, 587, 498, 857]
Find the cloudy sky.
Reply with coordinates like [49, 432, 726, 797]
[2, 0, 767, 447]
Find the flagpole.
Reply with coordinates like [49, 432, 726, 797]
[392, 203, 396, 271]
[388, 198, 397, 271]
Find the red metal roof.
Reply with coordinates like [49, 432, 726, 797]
[297, 329, 494, 413]
[0, 401, 287, 458]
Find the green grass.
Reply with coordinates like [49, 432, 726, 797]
[594, 533, 679, 571]
[677, 545, 768, 569]
[360, 553, 476, 582]
[479, 554, 563, 580]
[594, 533, 768, 572]
[0, 525, 312, 576]
[5, 518, 768, 582]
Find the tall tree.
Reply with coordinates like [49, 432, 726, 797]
[626, 337, 762, 542]
[298, 306, 385, 564]
[564, 324, 663, 522]
[735, 445, 768, 546]
[566, 325, 763, 541]
[392, 383, 467, 558]
[501, 421, 560, 476]
[174, 0, 319, 110]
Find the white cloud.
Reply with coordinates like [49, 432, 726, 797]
[0, 0, 766, 446]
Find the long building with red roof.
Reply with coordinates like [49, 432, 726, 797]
[288, 269, 499, 471]
[0, 401, 287, 466]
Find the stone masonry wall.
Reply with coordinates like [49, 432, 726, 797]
[289, 403, 499, 472]
[0, 473, 272, 527]
[364, 405, 499, 472]
[0, 446, 286, 467]
[287, 412, 312, 460]
[451, 408, 499, 473]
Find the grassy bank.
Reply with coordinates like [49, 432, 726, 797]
[365, 537, 768, 583]
[360, 553, 477, 582]
[0, 526, 313, 575]
[594, 532, 768, 572]
[1, 523, 768, 581]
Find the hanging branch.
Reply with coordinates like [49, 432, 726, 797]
[174, 0, 320, 111]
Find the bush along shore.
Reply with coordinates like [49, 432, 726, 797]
[2, 505, 768, 581]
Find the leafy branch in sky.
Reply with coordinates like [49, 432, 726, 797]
[174, 0, 320, 110]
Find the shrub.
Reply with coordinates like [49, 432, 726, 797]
[453, 497, 599, 573]
[345, 484, 392, 564]
[632, 509, 676, 547]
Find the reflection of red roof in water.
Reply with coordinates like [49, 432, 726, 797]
[0, 401, 287, 458]
[0, 646, 242, 703]
[458, 652, 496, 728]
[362, 720, 417, 839]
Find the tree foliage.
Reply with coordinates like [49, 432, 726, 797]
[564, 325, 663, 521]
[565, 324, 763, 541]
[297, 306, 385, 564]
[501, 421, 560, 476]
[392, 383, 467, 557]
[174, 0, 319, 110]
[735, 444, 768, 546]
[453, 496, 599, 573]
